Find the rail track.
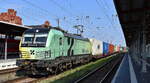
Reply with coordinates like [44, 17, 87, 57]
[2, 55, 123, 83]
[74, 55, 123, 83]
[0, 68, 18, 75]
[4, 77, 37, 83]
[4, 74, 55, 83]
[0, 68, 20, 83]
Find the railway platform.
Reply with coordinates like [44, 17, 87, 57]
[112, 53, 150, 83]
[112, 55, 138, 83]
[0, 59, 17, 70]
[112, 54, 138, 83]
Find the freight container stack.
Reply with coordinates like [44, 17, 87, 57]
[108, 44, 114, 54]
[115, 45, 120, 52]
[89, 39, 103, 58]
[117, 46, 120, 52]
[114, 45, 118, 52]
[103, 42, 109, 56]
[120, 47, 124, 52]
[90, 39, 123, 57]
[123, 47, 128, 52]
[0, 9, 22, 25]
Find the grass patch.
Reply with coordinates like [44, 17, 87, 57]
[37, 55, 116, 83]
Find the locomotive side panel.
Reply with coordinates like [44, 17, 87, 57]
[72, 39, 91, 56]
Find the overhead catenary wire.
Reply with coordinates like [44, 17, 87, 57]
[94, 0, 119, 44]
[48, 0, 86, 29]
[22, 0, 58, 19]
[0, 0, 45, 24]
[18, 7, 54, 22]
[96, 0, 115, 27]
[21, 0, 77, 27]
[95, 0, 117, 31]
[47, 0, 80, 29]
[101, 0, 118, 26]
[48, 0, 74, 16]
[0, 0, 115, 35]
[65, 0, 72, 9]
[101, 0, 111, 11]
[21, 0, 89, 32]
[1, 0, 57, 24]
[17, 9, 42, 24]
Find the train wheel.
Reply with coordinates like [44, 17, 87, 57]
[54, 66, 59, 75]
[62, 63, 67, 70]
[68, 62, 72, 69]
[58, 64, 63, 72]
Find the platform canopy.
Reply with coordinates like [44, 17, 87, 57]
[0, 21, 30, 36]
[114, 0, 150, 46]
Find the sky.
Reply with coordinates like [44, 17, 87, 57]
[0, 0, 126, 46]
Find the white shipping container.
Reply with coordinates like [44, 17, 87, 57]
[89, 38, 103, 55]
[114, 45, 118, 52]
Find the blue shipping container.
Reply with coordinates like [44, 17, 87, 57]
[103, 42, 109, 55]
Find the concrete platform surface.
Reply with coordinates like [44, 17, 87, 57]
[112, 54, 137, 83]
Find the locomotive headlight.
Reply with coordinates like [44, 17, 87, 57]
[19, 52, 22, 58]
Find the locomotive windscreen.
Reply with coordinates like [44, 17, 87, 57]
[21, 28, 49, 47]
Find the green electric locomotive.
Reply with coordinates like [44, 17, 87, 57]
[17, 27, 92, 75]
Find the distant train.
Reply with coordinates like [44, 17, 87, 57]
[16, 27, 127, 76]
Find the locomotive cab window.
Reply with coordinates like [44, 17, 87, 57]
[23, 34, 34, 43]
[21, 29, 49, 47]
[34, 34, 47, 43]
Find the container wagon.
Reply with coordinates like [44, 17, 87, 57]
[89, 38, 103, 58]
[108, 44, 114, 54]
[103, 42, 109, 56]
